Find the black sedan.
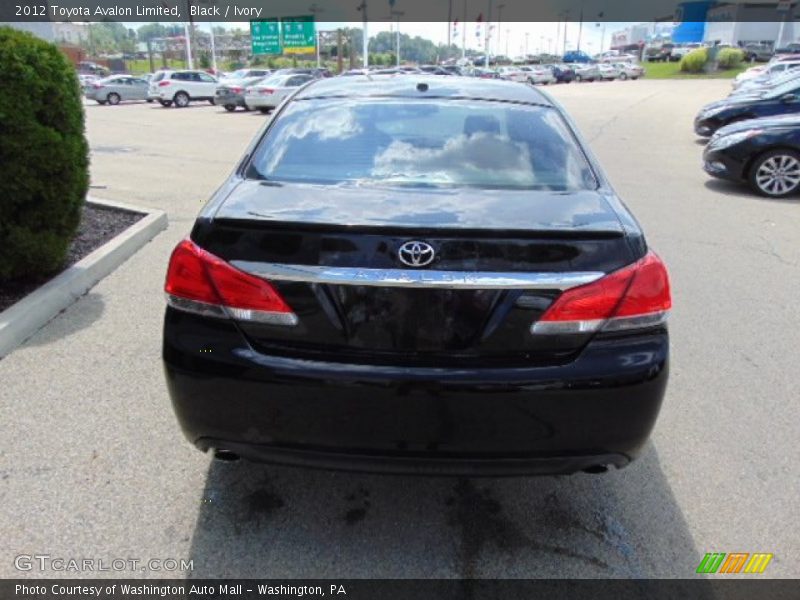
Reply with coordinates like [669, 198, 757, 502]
[694, 80, 800, 136]
[703, 114, 800, 197]
[163, 77, 672, 476]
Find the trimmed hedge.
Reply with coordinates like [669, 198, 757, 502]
[680, 48, 708, 73]
[718, 47, 745, 69]
[0, 26, 89, 280]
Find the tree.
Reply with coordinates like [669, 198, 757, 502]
[137, 23, 167, 42]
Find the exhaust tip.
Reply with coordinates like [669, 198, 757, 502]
[213, 449, 240, 462]
[582, 464, 609, 474]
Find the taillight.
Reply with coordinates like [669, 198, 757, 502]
[229, 86, 242, 93]
[92, 83, 103, 89]
[532, 251, 671, 335]
[158, 81, 171, 87]
[258, 88, 274, 95]
[164, 239, 297, 326]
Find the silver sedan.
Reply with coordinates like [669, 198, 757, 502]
[244, 74, 315, 114]
[84, 76, 149, 105]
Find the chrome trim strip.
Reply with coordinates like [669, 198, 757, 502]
[231, 261, 604, 290]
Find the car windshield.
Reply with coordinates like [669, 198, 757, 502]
[764, 80, 800, 98]
[248, 98, 597, 191]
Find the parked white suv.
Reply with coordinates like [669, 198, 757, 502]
[148, 70, 218, 108]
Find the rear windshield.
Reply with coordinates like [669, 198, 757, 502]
[247, 98, 597, 190]
[152, 72, 166, 82]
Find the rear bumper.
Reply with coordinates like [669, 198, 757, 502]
[244, 95, 278, 108]
[214, 94, 247, 107]
[163, 310, 669, 475]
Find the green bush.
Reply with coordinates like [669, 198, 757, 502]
[680, 48, 708, 73]
[0, 26, 89, 280]
[718, 47, 745, 69]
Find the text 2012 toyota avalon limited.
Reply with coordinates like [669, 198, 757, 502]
[162, 76, 671, 476]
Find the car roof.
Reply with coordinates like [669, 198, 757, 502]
[293, 75, 554, 106]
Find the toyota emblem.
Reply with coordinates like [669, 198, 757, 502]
[398, 241, 435, 267]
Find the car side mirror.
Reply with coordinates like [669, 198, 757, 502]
[781, 93, 798, 103]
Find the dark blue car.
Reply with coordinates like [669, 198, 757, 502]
[694, 79, 800, 136]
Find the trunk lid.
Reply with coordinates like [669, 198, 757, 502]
[194, 181, 635, 366]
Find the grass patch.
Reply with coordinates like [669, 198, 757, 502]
[644, 61, 748, 79]
[126, 58, 188, 74]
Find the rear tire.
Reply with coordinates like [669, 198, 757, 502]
[107, 92, 121, 105]
[96, 100, 107, 105]
[258, 108, 271, 114]
[173, 92, 190, 108]
[224, 104, 237, 112]
[748, 149, 800, 198]
[159, 100, 172, 107]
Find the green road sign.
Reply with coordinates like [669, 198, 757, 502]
[250, 19, 281, 55]
[281, 16, 316, 54]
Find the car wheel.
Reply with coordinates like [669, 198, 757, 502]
[208, 99, 215, 105]
[619, 73, 628, 80]
[258, 108, 271, 114]
[749, 150, 800, 198]
[243, 103, 251, 111]
[107, 92, 120, 105]
[173, 92, 190, 108]
[224, 104, 237, 112]
[159, 100, 172, 107]
[146, 99, 153, 103]
[96, 100, 107, 105]
[576, 74, 582, 82]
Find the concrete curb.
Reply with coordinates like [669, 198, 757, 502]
[0, 197, 168, 358]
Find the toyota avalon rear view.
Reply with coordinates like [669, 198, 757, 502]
[162, 76, 671, 476]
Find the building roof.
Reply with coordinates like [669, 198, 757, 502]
[294, 75, 554, 106]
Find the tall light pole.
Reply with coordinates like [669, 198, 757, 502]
[525, 32, 529, 57]
[560, 9, 570, 55]
[357, 1, 368, 68]
[309, 4, 324, 67]
[391, 10, 404, 66]
[184, 23, 193, 69]
[208, 23, 217, 73]
[461, 0, 467, 59]
[484, 0, 493, 66]
[496, 3, 505, 58]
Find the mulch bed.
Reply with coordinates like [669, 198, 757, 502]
[0, 203, 143, 313]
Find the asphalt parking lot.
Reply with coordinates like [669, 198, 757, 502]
[1, 79, 798, 579]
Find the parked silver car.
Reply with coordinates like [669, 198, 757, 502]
[570, 63, 600, 82]
[244, 73, 315, 113]
[84, 75, 149, 105]
[597, 63, 621, 80]
[615, 62, 645, 80]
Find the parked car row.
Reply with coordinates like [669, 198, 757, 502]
[83, 59, 646, 113]
[696, 66, 800, 197]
